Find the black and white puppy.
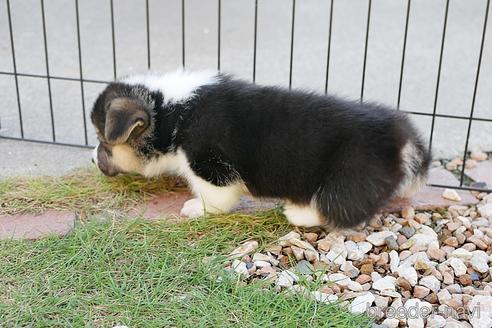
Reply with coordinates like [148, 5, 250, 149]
[91, 70, 430, 228]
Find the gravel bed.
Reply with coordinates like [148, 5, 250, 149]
[226, 191, 492, 328]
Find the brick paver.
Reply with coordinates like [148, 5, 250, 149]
[465, 160, 492, 189]
[2, 164, 486, 240]
[0, 210, 75, 240]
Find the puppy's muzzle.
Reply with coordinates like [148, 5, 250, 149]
[92, 144, 119, 177]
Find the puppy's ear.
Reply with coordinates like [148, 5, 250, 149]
[104, 97, 150, 144]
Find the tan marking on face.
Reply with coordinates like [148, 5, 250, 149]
[111, 144, 143, 173]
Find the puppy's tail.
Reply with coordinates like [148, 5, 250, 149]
[394, 136, 431, 198]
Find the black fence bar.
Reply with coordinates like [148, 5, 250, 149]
[0, 72, 109, 84]
[459, 0, 490, 187]
[5, 0, 24, 138]
[40, 0, 56, 142]
[288, 0, 296, 89]
[181, 0, 185, 69]
[252, 0, 258, 83]
[397, 0, 411, 110]
[402, 110, 492, 123]
[146, 0, 151, 70]
[429, 183, 492, 193]
[75, 0, 88, 146]
[217, 0, 221, 71]
[428, 0, 450, 150]
[0, 135, 93, 149]
[324, 0, 334, 94]
[110, 0, 117, 78]
[360, 0, 372, 102]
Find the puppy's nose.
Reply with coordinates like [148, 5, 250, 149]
[91, 158, 95, 164]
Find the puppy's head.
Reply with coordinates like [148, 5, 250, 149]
[90, 84, 154, 177]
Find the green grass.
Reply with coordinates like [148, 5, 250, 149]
[0, 170, 371, 327]
[0, 167, 185, 215]
[0, 216, 371, 327]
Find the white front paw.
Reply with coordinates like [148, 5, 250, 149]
[180, 198, 205, 218]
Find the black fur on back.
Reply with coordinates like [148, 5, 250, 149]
[168, 75, 430, 227]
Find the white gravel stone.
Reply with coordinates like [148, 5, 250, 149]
[254, 260, 272, 268]
[252, 253, 270, 262]
[419, 225, 439, 239]
[347, 280, 364, 292]
[349, 292, 375, 314]
[367, 231, 397, 246]
[373, 276, 397, 292]
[325, 250, 347, 265]
[276, 270, 299, 288]
[410, 233, 439, 248]
[278, 231, 300, 241]
[397, 266, 418, 286]
[468, 295, 492, 328]
[445, 317, 469, 328]
[289, 238, 316, 251]
[419, 276, 441, 293]
[484, 194, 492, 203]
[345, 241, 364, 261]
[442, 189, 462, 202]
[446, 284, 462, 294]
[458, 216, 472, 228]
[358, 242, 373, 254]
[254, 260, 271, 268]
[472, 250, 489, 262]
[471, 251, 489, 273]
[340, 260, 359, 275]
[371, 272, 382, 282]
[380, 290, 401, 298]
[451, 248, 473, 261]
[328, 273, 350, 287]
[426, 315, 447, 328]
[404, 298, 432, 328]
[474, 229, 485, 237]
[478, 204, 492, 219]
[471, 151, 488, 161]
[400, 252, 432, 268]
[448, 257, 468, 276]
[437, 289, 452, 304]
[304, 249, 319, 262]
[389, 250, 400, 273]
[232, 260, 250, 277]
[346, 249, 364, 262]
[344, 240, 358, 252]
[229, 240, 259, 258]
[381, 318, 399, 328]
[311, 291, 338, 304]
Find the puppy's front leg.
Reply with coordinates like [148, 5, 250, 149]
[180, 178, 243, 218]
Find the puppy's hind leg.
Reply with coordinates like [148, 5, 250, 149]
[283, 202, 325, 228]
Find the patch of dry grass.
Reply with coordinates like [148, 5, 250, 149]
[0, 167, 186, 215]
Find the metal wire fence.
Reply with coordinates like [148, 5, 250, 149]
[0, 0, 491, 192]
